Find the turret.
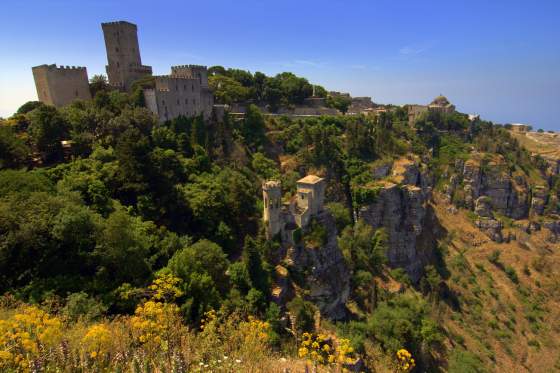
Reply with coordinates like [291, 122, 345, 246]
[263, 180, 282, 239]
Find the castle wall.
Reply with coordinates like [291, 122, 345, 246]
[102, 21, 152, 91]
[171, 65, 209, 88]
[144, 65, 214, 122]
[407, 104, 429, 126]
[144, 75, 206, 122]
[32, 64, 91, 107]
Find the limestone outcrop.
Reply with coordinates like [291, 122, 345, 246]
[357, 157, 432, 282]
[286, 211, 350, 320]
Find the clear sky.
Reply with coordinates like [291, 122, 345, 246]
[1, 0, 559, 130]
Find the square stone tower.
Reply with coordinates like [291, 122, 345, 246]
[101, 21, 152, 91]
[32, 64, 91, 107]
[296, 175, 326, 216]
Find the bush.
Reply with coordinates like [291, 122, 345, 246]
[504, 266, 519, 284]
[448, 349, 485, 373]
[63, 292, 107, 321]
[487, 250, 501, 265]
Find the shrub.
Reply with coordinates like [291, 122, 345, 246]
[487, 250, 501, 265]
[504, 266, 519, 284]
[448, 349, 485, 373]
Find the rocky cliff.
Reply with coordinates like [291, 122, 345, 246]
[445, 153, 557, 241]
[284, 211, 350, 320]
[357, 157, 433, 282]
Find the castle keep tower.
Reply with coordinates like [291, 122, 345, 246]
[143, 65, 214, 122]
[101, 21, 152, 91]
[263, 180, 282, 239]
[32, 64, 91, 107]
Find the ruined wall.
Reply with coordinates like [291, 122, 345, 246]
[32, 64, 91, 107]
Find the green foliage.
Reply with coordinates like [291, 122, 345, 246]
[63, 292, 107, 321]
[487, 249, 501, 265]
[389, 268, 411, 286]
[287, 297, 316, 333]
[339, 221, 387, 277]
[251, 152, 279, 180]
[209, 74, 250, 104]
[167, 239, 229, 323]
[504, 266, 519, 284]
[326, 202, 352, 232]
[448, 349, 485, 373]
[368, 293, 442, 353]
[27, 105, 68, 163]
[0, 169, 53, 196]
[326, 94, 352, 114]
[16, 101, 44, 115]
[208, 67, 314, 110]
[304, 218, 328, 248]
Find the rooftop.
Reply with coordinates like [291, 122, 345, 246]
[297, 175, 324, 185]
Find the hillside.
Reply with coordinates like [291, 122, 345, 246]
[0, 74, 559, 372]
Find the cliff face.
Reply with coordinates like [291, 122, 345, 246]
[286, 211, 350, 320]
[454, 156, 532, 219]
[444, 153, 558, 242]
[358, 158, 433, 282]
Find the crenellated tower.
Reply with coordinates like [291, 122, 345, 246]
[101, 21, 152, 91]
[263, 180, 282, 239]
[32, 64, 91, 107]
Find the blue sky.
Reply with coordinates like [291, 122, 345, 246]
[1, 0, 559, 130]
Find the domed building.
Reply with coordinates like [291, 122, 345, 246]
[428, 95, 455, 113]
[406, 95, 456, 126]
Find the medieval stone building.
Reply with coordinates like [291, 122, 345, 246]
[101, 21, 152, 91]
[31, 64, 91, 107]
[407, 95, 456, 126]
[143, 65, 214, 121]
[262, 175, 326, 243]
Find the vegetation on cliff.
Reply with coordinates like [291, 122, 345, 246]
[0, 75, 559, 372]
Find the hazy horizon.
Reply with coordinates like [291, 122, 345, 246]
[1, 0, 559, 130]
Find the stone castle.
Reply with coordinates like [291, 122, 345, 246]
[407, 95, 456, 126]
[32, 21, 214, 121]
[101, 21, 153, 91]
[262, 175, 326, 243]
[32, 64, 91, 108]
[144, 65, 214, 121]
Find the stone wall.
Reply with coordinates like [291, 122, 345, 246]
[32, 64, 91, 107]
[144, 75, 213, 121]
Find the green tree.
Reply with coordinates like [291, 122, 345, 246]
[0, 126, 29, 168]
[167, 239, 230, 323]
[208, 74, 250, 104]
[16, 101, 43, 115]
[326, 94, 352, 114]
[27, 105, 68, 162]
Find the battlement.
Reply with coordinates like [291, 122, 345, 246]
[101, 21, 137, 29]
[33, 64, 87, 72]
[263, 180, 281, 191]
[171, 64, 208, 70]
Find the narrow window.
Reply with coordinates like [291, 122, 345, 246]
[185, 99, 188, 104]
[116, 47, 119, 52]
[177, 99, 180, 105]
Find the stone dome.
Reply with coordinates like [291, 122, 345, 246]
[431, 95, 450, 106]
